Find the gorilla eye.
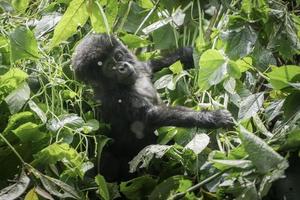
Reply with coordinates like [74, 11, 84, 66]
[114, 50, 124, 61]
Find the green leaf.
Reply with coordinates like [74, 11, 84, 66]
[236, 57, 253, 72]
[12, 0, 30, 13]
[28, 100, 47, 123]
[24, 188, 39, 200]
[169, 61, 183, 75]
[9, 27, 39, 63]
[95, 175, 110, 200]
[153, 24, 176, 49]
[238, 92, 264, 120]
[0, 170, 30, 200]
[223, 77, 236, 94]
[120, 175, 157, 200]
[267, 65, 300, 90]
[280, 128, 300, 151]
[12, 122, 44, 142]
[33, 143, 87, 178]
[184, 133, 210, 154]
[129, 145, 171, 173]
[227, 60, 241, 79]
[222, 25, 257, 60]
[149, 175, 192, 200]
[47, 113, 85, 132]
[198, 49, 227, 91]
[0, 68, 28, 101]
[5, 82, 30, 114]
[2, 111, 34, 135]
[120, 34, 150, 49]
[283, 92, 300, 119]
[88, 0, 108, 33]
[239, 126, 287, 173]
[38, 173, 81, 199]
[50, 0, 89, 48]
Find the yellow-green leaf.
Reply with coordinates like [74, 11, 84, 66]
[50, 0, 89, 49]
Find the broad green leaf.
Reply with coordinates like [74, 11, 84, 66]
[149, 175, 192, 200]
[28, 100, 47, 123]
[252, 114, 272, 138]
[265, 100, 284, 123]
[9, 27, 39, 62]
[81, 119, 100, 133]
[12, 122, 44, 142]
[154, 74, 173, 90]
[223, 77, 236, 94]
[129, 144, 171, 173]
[88, 0, 107, 33]
[153, 24, 176, 49]
[184, 133, 209, 154]
[0, 68, 28, 100]
[50, 0, 89, 48]
[198, 49, 227, 91]
[222, 25, 257, 60]
[236, 57, 253, 72]
[34, 143, 82, 165]
[0, 36, 10, 65]
[239, 126, 287, 173]
[47, 113, 85, 132]
[34, 13, 62, 38]
[24, 188, 39, 200]
[252, 44, 276, 71]
[238, 92, 264, 120]
[211, 159, 253, 170]
[2, 111, 34, 135]
[120, 175, 157, 200]
[95, 175, 110, 200]
[137, 0, 153, 9]
[280, 129, 300, 151]
[267, 65, 300, 90]
[105, 0, 118, 29]
[228, 60, 241, 78]
[12, 0, 29, 13]
[268, 19, 300, 60]
[120, 34, 150, 48]
[169, 61, 183, 75]
[0, 170, 30, 200]
[38, 174, 81, 199]
[5, 82, 30, 114]
[283, 92, 300, 119]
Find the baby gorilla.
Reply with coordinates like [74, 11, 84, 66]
[72, 34, 233, 181]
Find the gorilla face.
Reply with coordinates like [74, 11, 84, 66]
[72, 34, 138, 86]
[100, 46, 138, 85]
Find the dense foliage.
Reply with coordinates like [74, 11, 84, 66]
[0, 0, 299, 199]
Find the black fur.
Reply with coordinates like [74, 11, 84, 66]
[72, 34, 233, 181]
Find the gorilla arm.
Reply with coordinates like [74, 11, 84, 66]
[146, 106, 234, 129]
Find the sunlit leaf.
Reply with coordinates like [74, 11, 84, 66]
[12, 122, 44, 142]
[24, 188, 39, 200]
[9, 27, 39, 62]
[12, 0, 29, 13]
[50, 0, 89, 48]
[198, 49, 227, 91]
[95, 175, 110, 200]
[267, 65, 300, 90]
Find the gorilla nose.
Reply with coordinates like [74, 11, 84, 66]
[118, 62, 132, 73]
